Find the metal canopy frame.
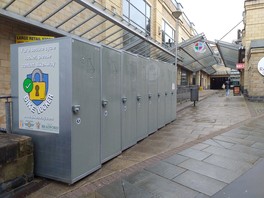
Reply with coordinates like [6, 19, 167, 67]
[0, 0, 176, 63]
[216, 40, 240, 70]
[177, 34, 219, 74]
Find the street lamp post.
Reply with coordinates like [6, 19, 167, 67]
[172, 9, 182, 104]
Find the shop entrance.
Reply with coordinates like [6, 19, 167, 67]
[210, 77, 228, 89]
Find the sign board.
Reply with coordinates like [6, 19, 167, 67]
[16, 35, 54, 43]
[18, 43, 60, 133]
[236, 63, 245, 70]
[233, 86, 241, 96]
[194, 42, 206, 53]
[258, 57, 264, 76]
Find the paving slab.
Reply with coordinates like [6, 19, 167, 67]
[96, 180, 156, 198]
[212, 159, 264, 198]
[222, 131, 249, 139]
[245, 135, 264, 144]
[203, 146, 259, 163]
[194, 193, 210, 198]
[178, 158, 241, 183]
[213, 135, 255, 146]
[190, 143, 210, 151]
[251, 142, 264, 150]
[203, 154, 252, 173]
[202, 139, 235, 149]
[144, 161, 186, 180]
[163, 154, 189, 166]
[178, 148, 211, 161]
[132, 172, 199, 198]
[229, 144, 264, 158]
[173, 170, 226, 196]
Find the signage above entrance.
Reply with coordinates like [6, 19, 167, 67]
[236, 63, 245, 70]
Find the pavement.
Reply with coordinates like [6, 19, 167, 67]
[13, 89, 264, 197]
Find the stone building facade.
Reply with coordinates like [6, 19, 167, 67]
[242, 0, 264, 100]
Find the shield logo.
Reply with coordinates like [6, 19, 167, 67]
[25, 68, 49, 106]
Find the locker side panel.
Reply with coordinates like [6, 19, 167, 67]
[11, 37, 72, 183]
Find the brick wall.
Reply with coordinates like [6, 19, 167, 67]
[0, 133, 33, 195]
[247, 48, 264, 98]
[243, 0, 264, 99]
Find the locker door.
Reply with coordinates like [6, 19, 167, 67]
[121, 52, 137, 150]
[72, 40, 101, 182]
[157, 62, 166, 128]
[170, 64, 177, 121]
[147, 60, 158, 134]
[136, 56, 148, 141]
[165, 66, 172, 124]
[101, 47, 121, 163]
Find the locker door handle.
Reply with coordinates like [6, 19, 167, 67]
[122, 97, 127, 103]
[148, 93, 152, 99]
[171, 92, 174, 95]
[102, 99, 108, 108]
[158, 93, 160, 97]
[72, 105, 80, 114]
[165, 92, 168, 96]
[137, 95, 141, 101]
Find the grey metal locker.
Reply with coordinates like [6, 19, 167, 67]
[121, 52, 137, 150]
[101, 46, 121, 163]
[170, 64, 177, 121]
[157, 62, 166, 129]
[136, 56, 148, 141]
[11, 37, 101, 184]
[147, 59, 158, 134]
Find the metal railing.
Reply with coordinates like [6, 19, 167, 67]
[0, 95, 12, 133]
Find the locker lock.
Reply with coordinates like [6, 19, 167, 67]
[171, 91, 174, 95]
[102, 99, 108, 108]
[148, 93, 152, 99]
[137, 95, 141, 101]
[72, 105, 80, 114]
[122, 97, 127, 103]
[165, 92, 168, 96]
[158, 93, 160, 97]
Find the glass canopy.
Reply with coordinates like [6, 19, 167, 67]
[216, 40, 241, 70]
[177, 34, 219, 74]
[0, 0, 239, 74]
[0, 0, 175, 63]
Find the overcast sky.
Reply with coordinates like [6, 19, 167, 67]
[178, 0, 245, 43]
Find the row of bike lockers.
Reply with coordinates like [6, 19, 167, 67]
[11, 37, 177, 184]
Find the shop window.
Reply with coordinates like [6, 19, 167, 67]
[181, 69, 188, 85]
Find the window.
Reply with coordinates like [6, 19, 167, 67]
[181, 69, 188, 85]
[162, 20, 175, 47]
[123, 0, 151, 35]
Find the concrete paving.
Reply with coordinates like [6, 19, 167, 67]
[22, 90, 264, 197]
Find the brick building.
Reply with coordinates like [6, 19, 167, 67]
[241, 0, 264, 101]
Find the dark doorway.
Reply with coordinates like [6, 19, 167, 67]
[210, 77, 228, 89]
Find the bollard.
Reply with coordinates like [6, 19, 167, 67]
[0, 96, 12, 133]
[5, 101, 12, 133]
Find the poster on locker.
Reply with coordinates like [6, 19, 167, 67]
[18, 43, 60, 133]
